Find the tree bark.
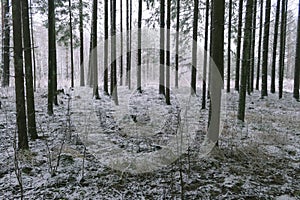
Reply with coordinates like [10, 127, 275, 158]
[191, 0, 198, 95]
[202, 0, 209, 109]
[159, 0, 165, 95]
[120, 0, 123, 86]
[227, 0, 232, 93]
[92, 0, 99, 99]
[69, 0, 74, 88]
[79, 0, 85, 86]
[256, 0, 264, 90]
[175, 0, 180, 88]
[111, 0, 118, 104]
[166, 0, 171, 105]
[294, 0, 300, 101]
[235, 0, 244, 91]
[137, 0, 142, 93]
[48, 0, 55, 115]
[1, 0, 10, 87]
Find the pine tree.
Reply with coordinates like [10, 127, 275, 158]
[256, 0, 264, 90]
[13, 0, 29, 149]
[166, 0, 171, 105]
[175, 0, 180, 88]
[92, 0, 100, 99]
[69, 0, 74, 88]
[159, 0, 165, 95]
[294, 0, 300, 101]
[120, 0, 124, 86]
[191, 0, 198, 95]
[104, 0, 109, 94]
[22, 0, 38, 139]
[235, 0, 244, 91]
[238, 0, 254, 122]
[227, 0, 232, 93]
[79, 0, 84, 86]
[48, 0, 55, 115]
[137, 0, 142, 93]
[1, 0, 10, 87]
[202, 0, 209, 109]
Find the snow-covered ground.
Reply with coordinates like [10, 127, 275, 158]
[0, 84, 299, 199]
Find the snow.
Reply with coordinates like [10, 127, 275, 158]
[0, 83, 299, 199]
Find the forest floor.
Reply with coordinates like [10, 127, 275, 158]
[0, 85, 299, 199]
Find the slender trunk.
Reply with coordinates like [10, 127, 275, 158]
[22, 0, 38, 139]
[270, 0, 281, 93]
[250, 0, 257, 93]
[202, 0, 209, 109]
[191, 0, 198, 95]
[48, 0, 55, 115]
[294, 0, 300, 100]
[30, 0, 37, 92]
[235, 0, 244, 91]
[279, 0, 288, 99]
[159, 0, 165, 95]
[256, 0, 264, 90]
[13, 0, 29, 149]
[125, 0, 131, 88]
[227, 0, 232, 93]
[104, 0, 109, 93]
[166, 0, 171, 105]
[120, 0, 123, 86]
[238, 0, 253, 121]
[137, 0, 142, 93]
[79, 0, 85, 86]
[92, 0, 99, 99]
[69, 0, 74, 88]
[2, 0, 10, 87]
[111, 0, 118, 104]
[261, 0, 271, 98]
[175, 0, 180, 88]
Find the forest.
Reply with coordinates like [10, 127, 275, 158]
[0, 0, 299, 199]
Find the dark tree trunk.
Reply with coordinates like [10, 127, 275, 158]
[294, 0, 300, 101]
[261, 0, 271, 98]
[30, 0, 37, 92]
[12, 0, 29, 149]
[22, 0, 38, 140]
[250, 0, 257, 93]
[207, 0, 224, 144]
[104, 0, 108, 94]
[69, 0, 74, 88]
[270, 0, 281, 94]
[191, 0, 198, 95]
[166, 0, 171, 105]
[48, 0, 55, 115]
[235, 0, 244, 91]
[159, 0, 165, 95]
[111, 0, 118, 104]
[126, 0, 132, 89]
[202, 0, 209, 109]
[92, 0, 99, 99]
[137, 0, 142, 93]
[238, 0, 253, 122]
[79, 0, 85, 86]
[175, 0, 180, 88]
[227, 0, 232, 93]
[279, 0, 288, 99]
[256, 0, 264, 90]
[120, 0, 123, 86]
[2, 0, 10, 87]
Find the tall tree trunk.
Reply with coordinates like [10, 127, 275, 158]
[202, 0, 209, 109]
[126, 0, 132, 89]
[235, 0, 244, 91]
[104, 0, 108, 93]
[79, 0, 85, 86]
[69, 0, 74, 88]
[238, 0, 253, 122]
[279, 0, 288, 99]
[48, 0, 55, 115]
[270, 0, 281, 93]
[294, 0, 300, 101]
[111, 0, 118, 104]
[250, 0, 257, 93]
[159, 0, 165, 95]
[120, 0, 123, 86]
[137, 0, 142, 93]
[247, 0, 254, 95]
[207, 0, 224, 145]
[1, 0, 10, 87]
[227, 0, 232, 93]
[191, 0, 198, 95]
[13, 0, 29, 149]
[22, 0, 38, 140]
[92, 0, 99, 99]
[29, 0, 37, 91]
[175, 0, 180, 88]
[166, 0, 171, 105]
[261, 0, 271, 98]
[256, 0, 264, 90]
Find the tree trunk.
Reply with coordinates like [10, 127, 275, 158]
[79, 0, 85, 86]
[207, 0, 224, 145]
[48, 0, 55, 115]
[279, 0, 288, 99]
[104, 0, 108, 94]
[175, 0, 180, 88]
[22, 0, 38, 140]
[126, 0, 132, 89]
[261, 0, 271, 98]
[13, 0, 29, 149]
[111, 0, 118, 104]
[137, 0, 142, 93]
[120, 0, 123, 86]
[191, 0, 198, 95]
[29, 0, 37, 92]
[250, 0, 257, 93]
[270, 0, 281, 94]
[294, 0, 300, 101]
[159, 0, 165, 95]
[227, 0, 232, 93]
[235, 0, 244, 91]
[92, 0, 99, 99]
[238, 0, 253, 122]
[1, 0, 10, 87]
[256, 0, 264, 90]
[202, 0, 209, 109]
[166, 0, 171, 105]
[69, 0, 74, 88]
